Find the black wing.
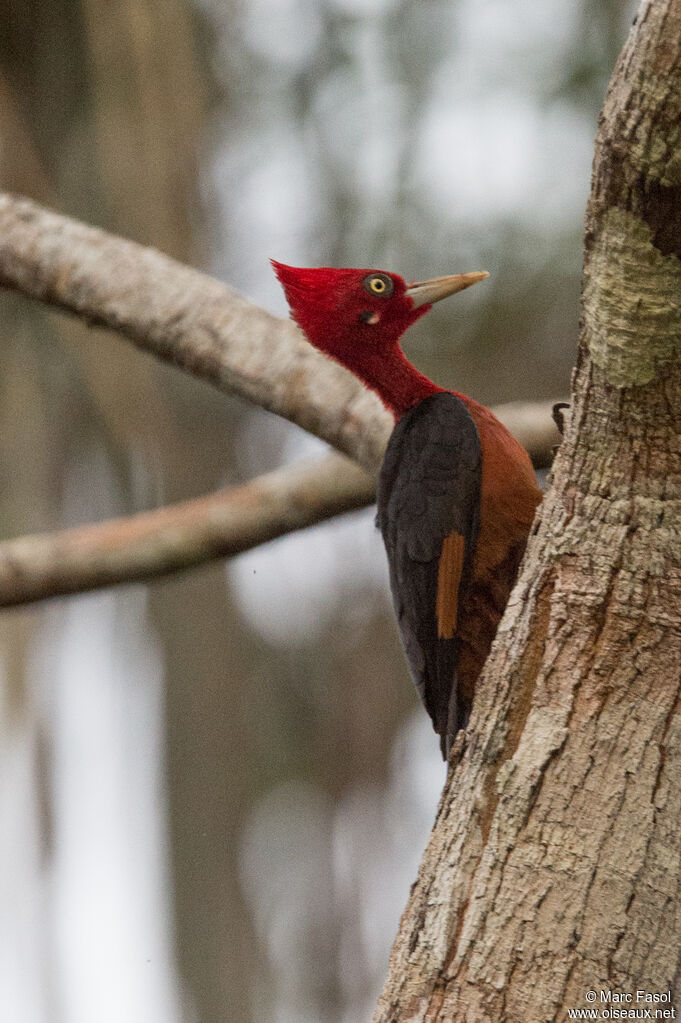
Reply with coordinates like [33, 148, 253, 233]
[376, 392, 482, 755]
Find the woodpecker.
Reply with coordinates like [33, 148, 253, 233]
[273, 261, 542, 757]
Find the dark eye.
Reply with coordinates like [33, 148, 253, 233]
[363, 273, 394, 297]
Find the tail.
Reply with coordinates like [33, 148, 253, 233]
[441, 686, 471, 761]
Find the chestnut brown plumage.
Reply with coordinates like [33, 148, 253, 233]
[273, 261, 541, 757]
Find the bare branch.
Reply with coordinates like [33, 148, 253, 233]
[0, 454, 375, 607]
[0, 397, 558, 607]
[0, 192, 392, 474]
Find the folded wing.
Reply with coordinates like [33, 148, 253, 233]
[377, 392, 482, 755]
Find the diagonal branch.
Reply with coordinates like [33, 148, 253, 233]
[0, 192, 393, 475]
[0, 398, 559, 608]
[0, 454, 375, 607]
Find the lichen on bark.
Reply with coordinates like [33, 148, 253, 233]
[583, 208, 681, 387]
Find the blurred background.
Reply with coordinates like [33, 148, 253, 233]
[0, 1, 633, 1021]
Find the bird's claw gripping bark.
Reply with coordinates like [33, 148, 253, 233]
[552, 401, 570, 437]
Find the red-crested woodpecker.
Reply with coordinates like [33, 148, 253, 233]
[273, 261, 542, 757]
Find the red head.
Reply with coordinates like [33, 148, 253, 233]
[272, 261, 488, 418]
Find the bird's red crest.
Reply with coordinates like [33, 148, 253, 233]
[271, 261, 425, 357]
[271, 259, 488, 416]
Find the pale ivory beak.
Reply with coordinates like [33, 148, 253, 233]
[405, 271, 490, 309]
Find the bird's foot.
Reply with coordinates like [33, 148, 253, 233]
[552, 401, 570, 437]
[445, 728, 468, 771]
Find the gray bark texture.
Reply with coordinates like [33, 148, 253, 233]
[373, 2, 681, 1020]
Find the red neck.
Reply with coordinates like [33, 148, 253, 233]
[345, 344, 443, 419]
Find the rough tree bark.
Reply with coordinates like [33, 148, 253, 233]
[373, 2, 681, 1020]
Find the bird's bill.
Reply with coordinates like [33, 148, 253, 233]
[405, 271, 489, 309]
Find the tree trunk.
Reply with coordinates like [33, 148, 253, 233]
[374, 2, 681, 1020]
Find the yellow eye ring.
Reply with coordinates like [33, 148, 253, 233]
[363, 273, 394, 297]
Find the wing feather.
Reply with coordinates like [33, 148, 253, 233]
[436, 531, 465, 639]
[377, 393, 482, 752]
